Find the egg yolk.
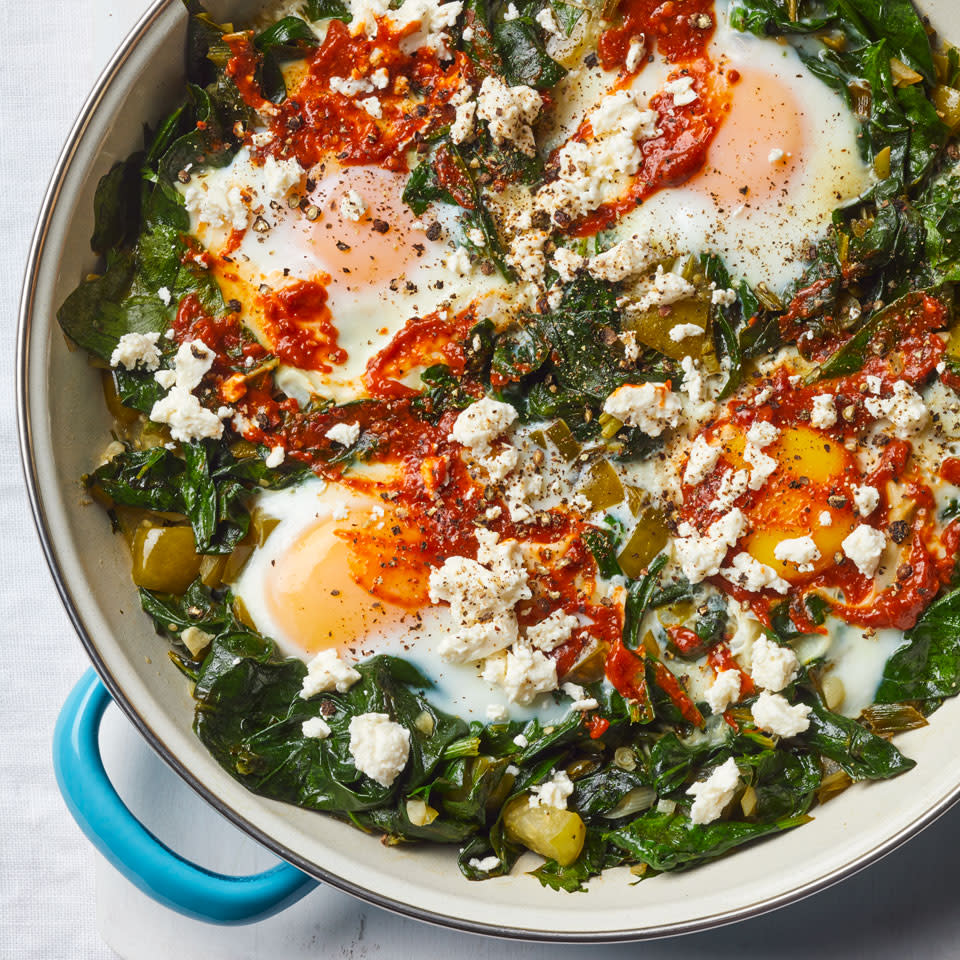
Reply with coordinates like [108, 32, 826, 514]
[693, 65, 803, 210]
[306, 166, 433, 288]
[264, 510, 409, 654]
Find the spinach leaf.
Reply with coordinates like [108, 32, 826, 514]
[410, 365, 477, 423]
[802, 701, 916, 779]
[305, 0, 351, 20]
[622, 553, 669, 651]
[875, 585, 960, 709]
[531, 830, 623, 892]
[605, 809, 810, 872]
[254, 16, 319, 103]
[492, 18, 565, 89]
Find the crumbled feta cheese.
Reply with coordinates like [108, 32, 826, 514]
[744, 439, 778, 491]
[180, 625, 212, 658]
[720, 552, 790, 595]
[468, 855, 501, 871]
[673, 509, 747, 583]
[768, 147, 785, 164]
[513, 733, 529, 748]
[810, 393, 837, 429]
[450, 396, 517, 450]
[751, 692, 811, 737]
[669, 322, 703, 342]
[444, 247, 473, 275]
[481, 643, 557, 704]
[705, 670, 741, 714]
[340, 189, 367, 221]
[349, 0, 463, 56]
[507, 230, 548, 283]
[602, 383, 682, 437]
[753, 386, 773, 406]
[302, 717, 332, 739]
[527, 609, 578, 652]
[746, 420, 779, 448]
[150, 389, 224, 443]
[371, 67, 390, 88]
[430, 531, 531, 662]
[587, 235, 657, 282]
[711, 286, 737, 307]
[819, 510, 832, 526]
[264, 445, 285, 468]
[750, 634, 799, 692]
[590, 90, 660, 141]
[864, 379, 929, 439]
[683, 435, 720, 486]
[110, 331, 162, 372]
[625, 36, 646, 72]
[773, 535, 820, 573]
[550, 246, 587, 282]
[663, 75, 698, 106]
[680, 355, 705, 405]
[486, 703, 509, 722]
[476, 76, 542, 157]
[261, 155, 306, 199]
[329, 74, 374, 97]
[842, 524, 886, 577]
[535, 7, 559, 32]
[157, 286, 172, 306]
[852, 484, 880, 517]
[529, 769, 574, 809]
[348, 713, 410, 787]
[359, 96, 382, 118]
[451, 99, 477, 143]
[561, 682, 598, 712]
[629, 266, 695, 312]
[326, 421, 361, 447]
[300, 649, 361, 698]
[687, 757, 739, 825]
[710, 468, 749, 512]
[865, 375, 883, 394]
[503, 2, 519, 18]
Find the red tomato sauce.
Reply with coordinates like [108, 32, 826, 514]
[258, 279, 346, 372]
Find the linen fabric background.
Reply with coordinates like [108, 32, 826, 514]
[5, 1, 960, 958]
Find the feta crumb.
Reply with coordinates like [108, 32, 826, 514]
[371, 67, 390, 89]
[865, 375, 883, 394]
[673, 509, 747, 583]
[744, 440, 778, 491]
[529, 769, 574, 809]
[507, 230, 547, 283]
[110, 331, 162, 372]
[444, 247, 473, 275]
[625, 36, 646, 72]
[751, 692, 811, 737]
[550, 246, 587, 283]
[486, 703, 508, 722]
[468, 855, 501, 871]
[157, 286, 172, 306]
[302, 717, 332, 739]
[746, 420, 779, 448]
[753, 387, 773, 406]
[680, 355, 705, 404]
[348, 713, 410, 787]
[527, 609, 578, 652]
[326, 421, 361, 447]
[264, 445, 285, 468]
[450, 396, 517, 450]
[842, 524, 886, 577]
[710, 468, 749, 512]
[602, 382, 682, 437]
[683, 434, 721, 486]
[750, 634, 799, 692]
[711, 286, 737, 307]
[720, 552, 790, 595]
[663, 75, 698, 106]
[687, 757, 739, 825]
[481, 643, 557, 704]
[451, 99, 477, 143]
[476, 76, 542, 157]
[705, 670, 741, 714]
[535, 6, 558, 31]
[340, 189, 367, 221]
[587, 236, 658, 282]
[819, 510, 832, 526]
[301, 650, 361, 698]
[852, 484, 880, 517]
[503, 2, 519, 18]
[629, 265, 695, 312]
[810, 394, 838, 429]
[560, 681, 599, 712]
[768, 147, 785, 163]
[513, 733, 529, 748]
[773, 535, 820, 573]
[669, 322, 703, 342]
[864, 379, 929, 439]
[359, 96, 382, 118]
[150, 389, 223, 442]
[329, 74, 374, 97]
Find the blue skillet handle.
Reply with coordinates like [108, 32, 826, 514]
[53, 668, 319, 924]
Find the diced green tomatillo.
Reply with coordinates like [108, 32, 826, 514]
[617, 507, 670, 579]
[131, 522, 202, 594]
[579, 459, 624, 511]
[502, 796, 586, 867]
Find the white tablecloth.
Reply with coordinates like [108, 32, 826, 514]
[5, 2, 960, 958]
